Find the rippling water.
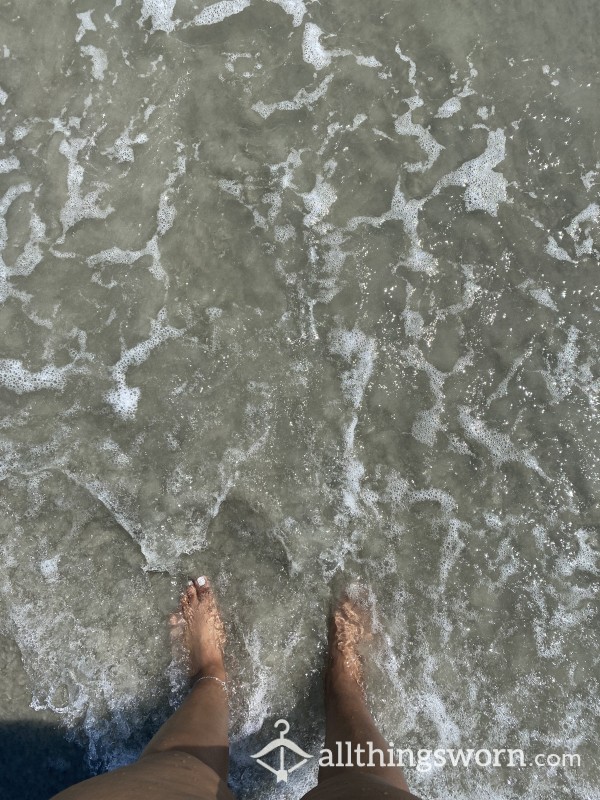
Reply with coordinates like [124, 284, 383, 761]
[0, 1, 598, 798]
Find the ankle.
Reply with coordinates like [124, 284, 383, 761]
[191, 662, 227, 684]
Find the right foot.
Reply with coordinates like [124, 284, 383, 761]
[326, 594, 372, 693]
[170, 577, 226, 681]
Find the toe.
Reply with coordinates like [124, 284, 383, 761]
[193, 576, 211, 598]
[185, 583, 198, 603]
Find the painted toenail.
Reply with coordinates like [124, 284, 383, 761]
[187, 580, 194, 586]
[197, 576, 207, 586]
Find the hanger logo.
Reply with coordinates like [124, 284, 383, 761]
[251, 719, 313, 783]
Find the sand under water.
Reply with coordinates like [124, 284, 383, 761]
[0, 1, 598, 798]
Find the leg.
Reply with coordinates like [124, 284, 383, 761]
[318, 596, 409, 791]
[141, 577, 229, 780]
[51, 577, 234, 800]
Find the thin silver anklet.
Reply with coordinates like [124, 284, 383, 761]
[192, 675, 228, 692]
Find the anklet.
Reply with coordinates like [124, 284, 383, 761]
[192, 675, 228, 692]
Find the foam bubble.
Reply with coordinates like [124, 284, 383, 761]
[59, 138, 114, 235]
[458, 405, 547, 477]
[329, 327, 377, 409]
[432, 128, 508, 216]
[252, 74, 333, 119]
[301, 175, 337, 227]
[0, 359, 79, 394]
[157, 192, 176, 235]
[565, 202, 599, 257]
[581, 168, 598, 191]
[301, 25, 381, 72]
[40, 557, 60, 582]
[519, 281, 558, 311]
[394, 111, 444, 173]
[190, 0, 251, 27]
[105, 309, 184, 419]
[11, 205, 46, 276]
[545, 235, 574, 262]
[267, 0, 306, 26]
[13, 125, 29, 141]
[0, 156, 19, 173]
[540, 325, 585, 404]
[104, 127, 149, 163]
[138, 0, 177, 32]
[80, 45, 108, 81]
[302, 23, 332, 70]
[75, 11, 96, 42]
[436, 97, 461, 118]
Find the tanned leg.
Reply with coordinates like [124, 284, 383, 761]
[318, 596, 409, 792]
[51, 578, 233, 800]
[140, 577, 229, 781]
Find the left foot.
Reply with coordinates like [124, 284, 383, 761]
[170, 577, 226, 681]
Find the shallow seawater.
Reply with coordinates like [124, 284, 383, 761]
[0, 1, 598, 798]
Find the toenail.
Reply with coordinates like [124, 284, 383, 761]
[187, 580, 194, 586]
[197, 576, 206, 586]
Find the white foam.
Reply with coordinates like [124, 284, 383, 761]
[394, 44, 417, 87]
[346, 181, 436, 274]
[394, 111, 444, 173]
[389, 185, 436, 273]
[545, 235, 575, 262]
[301, 24, 381, 72]
[302, 23, 332, 70]
[539, 325, 587, 405]
[105, 308, 184, 419]
[486, 345, 534, 406]
[301, 175, 337, 227]
[13, 125, 30, 141]
[457, 60, 478, 98]
[252, 73, 333, 119]
[556, 529, 599, 577]
[519, 281, 558, 311]
[190, 0, 251, 26]
[431, 128, 508, 216]
[355, 55, 380, 67]
[80, 45, 108, 81]
[458, 405, 547, 477]
[436, 97, 461, 118]
[157, 192, 176, 235]
[138, 0, 178, 32]
[10, 205, 46, 276]
[0, 184, 33, 303]
[104, 126, 149, 163]
[40, 556, 60, 582]
[266, 0, 306, 26]
[0, 156, 19, 173]
[75, 11, 97, 42]
[0, 359, 83, 394]
[565, 202, 599, 257]
[329, 327, 377, 409]
[218, 179, 243, 199]
[274, 223, 295, 241]
[59, 138, 114, 235]
[581, 168, 598, 191]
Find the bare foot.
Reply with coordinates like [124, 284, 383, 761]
[170, 577, 226, 682]
[326, 594, 372, 694]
